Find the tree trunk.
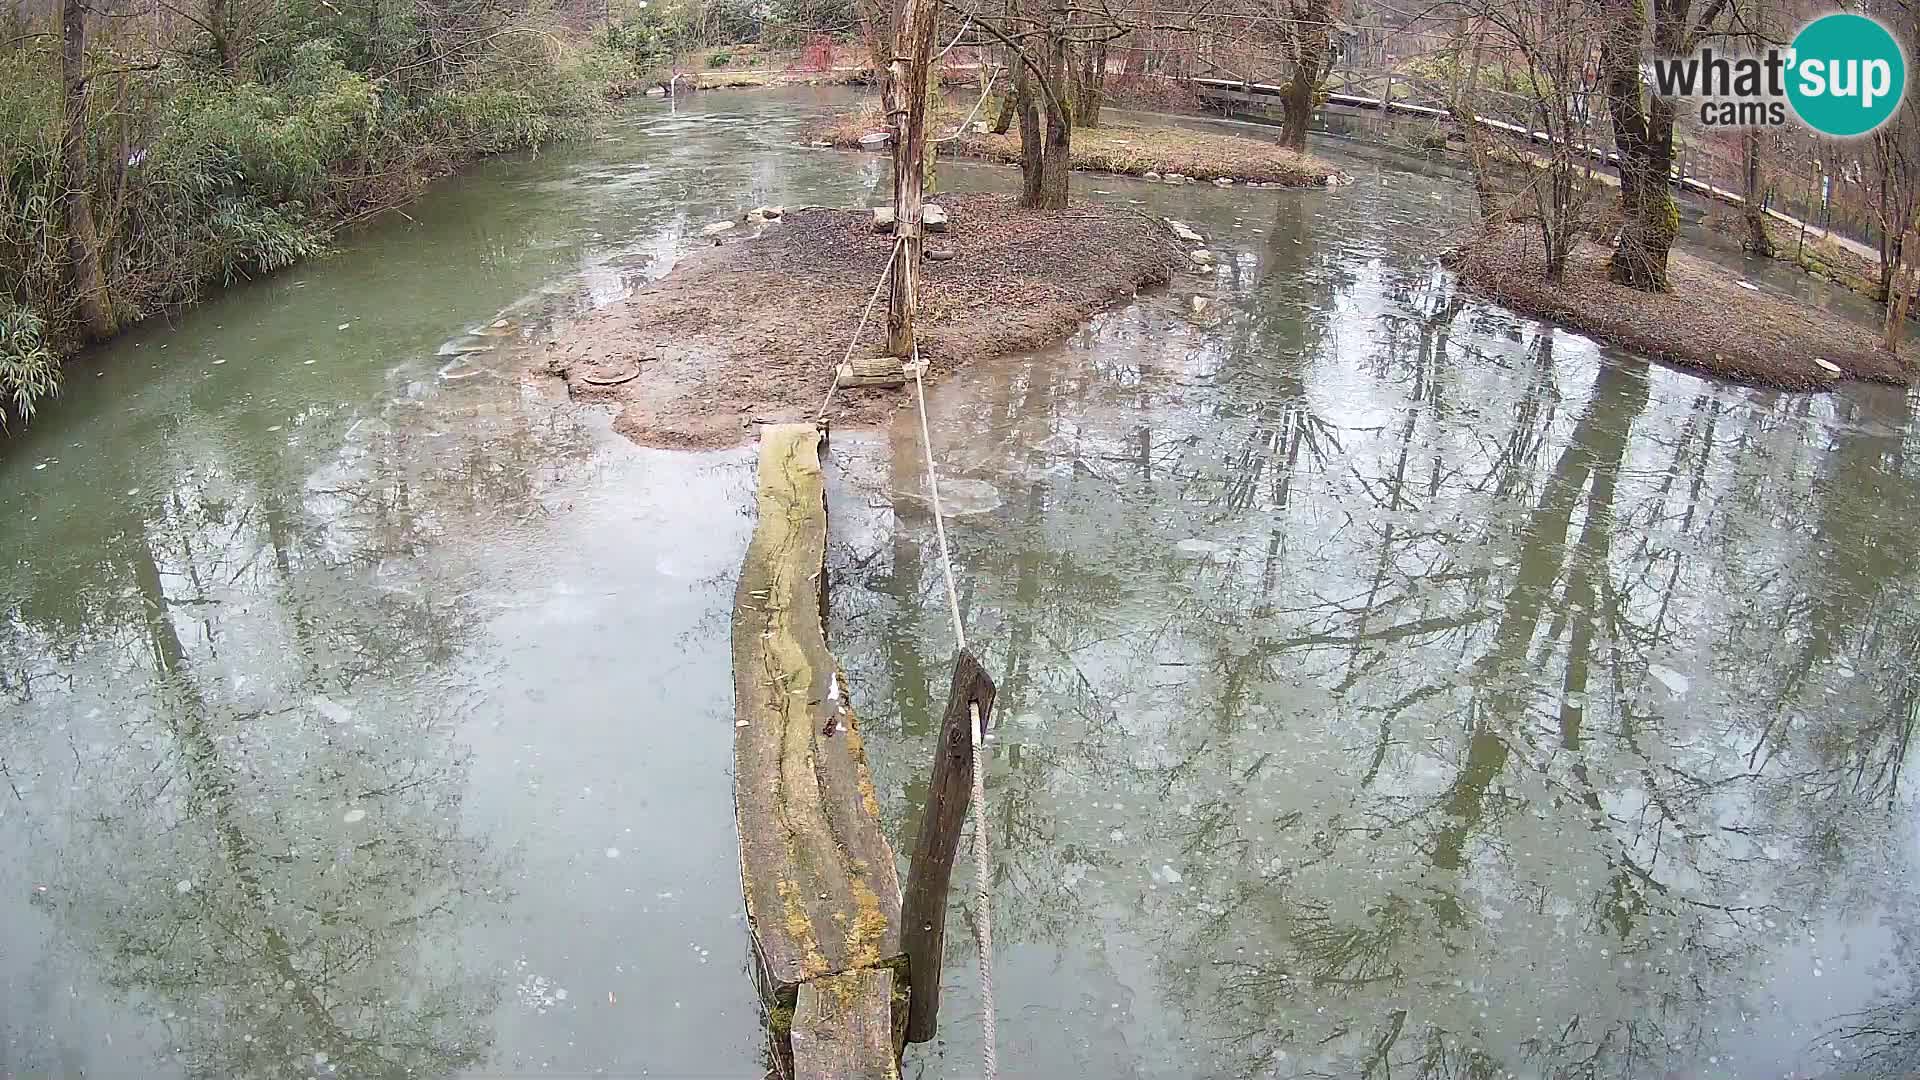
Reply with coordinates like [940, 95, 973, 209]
[1598, 0, 1676, 291]
[62, 0, 116, 342]
[1029, 20, 1071, 209]
[1015, 52, 1043, 206]
[1279, 0, 1334, 151]
[884, 0, 938, 356]
[990, 43, 1017, 135]
[1887, 229, 1916, 355]
[1742, 130, 1773, 256]
[208, 0, 235, 74]
[1077, 39, 1106, 128]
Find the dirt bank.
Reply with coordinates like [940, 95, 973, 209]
[809, 101, 1340, 188]
[540, 194, 1182, 448]
[1449, 225, 1914, 390]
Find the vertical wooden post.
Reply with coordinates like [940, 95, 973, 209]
[886, 0, 939, 357]
[900, 649, 996, 1044]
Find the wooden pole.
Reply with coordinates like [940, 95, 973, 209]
[900, 649, 996, 1044]
[886, 0, 939, 357]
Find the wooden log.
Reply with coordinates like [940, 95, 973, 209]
[733, 424, 905, 1009]
[899, 649, 997, 1043]
[793, 969, 901, 1080]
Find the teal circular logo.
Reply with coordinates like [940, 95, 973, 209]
[1787, 13, 1906, 137]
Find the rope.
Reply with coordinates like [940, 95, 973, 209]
[909, 349, 996, 1080]
[968, 699, 997, 1080]
[814, 235, 907, 423]
[910, 347, 967, 654]
[937, 66, 1002, 144]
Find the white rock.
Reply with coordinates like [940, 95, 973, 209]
[1143, 171, 1161, 180]
[872, 206, 895, 232]
[1812, 356, 1842, 375]
[970, 121, 988, 133]
[1165, 219, 1204, 244]
[1189, 249, 1217, 267]
[1324, 175, 1340, 188]
[644, 86, 666, 97]
[1213, 176, 1235, 187]
[1165, 173, 1186, 183]
[923, 203, 948, 232]
[701, 220, 736, 237]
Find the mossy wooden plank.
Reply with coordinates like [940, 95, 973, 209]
[792, 970, 901, 1080]
[733, 424, 904, 1000]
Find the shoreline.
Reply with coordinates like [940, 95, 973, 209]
[1447, 224, 1913, 390]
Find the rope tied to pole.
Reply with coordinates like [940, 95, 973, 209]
[814, 235, 908, 424]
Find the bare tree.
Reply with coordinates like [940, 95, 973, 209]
[1594, 0, 1737, 290]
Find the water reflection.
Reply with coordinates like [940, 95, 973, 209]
[835, 165, 1920, 1079]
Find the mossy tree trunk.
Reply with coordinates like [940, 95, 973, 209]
[61, 0, 116, 342]
[1598, 0, 1724, 292]
[1278, 0, 1337, 151]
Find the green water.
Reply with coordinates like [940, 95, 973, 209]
[4, 90, 1917, 1079]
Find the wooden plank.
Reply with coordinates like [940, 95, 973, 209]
[732, 424, 905, 1004]
[900, 650, 996, 1043]
[792, 970, 901, 1080]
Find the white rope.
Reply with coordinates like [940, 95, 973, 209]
[910, 349, 967, 654]
[935, 13, 974, 62]
[937, 66, 1002, 144]
[967, 699, 997, 1080]
[909, 350, 996, 1080]
[814, 236, 908, 423]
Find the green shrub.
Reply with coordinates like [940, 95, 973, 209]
[0, 301, 58, 424]
[707, 50, 732, 67]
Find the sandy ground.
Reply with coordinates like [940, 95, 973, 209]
[539, 194, 1182, 448]
[1450, 224, 1914, 390]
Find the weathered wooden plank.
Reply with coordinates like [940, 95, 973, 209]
[732, 423, 904, 1005]
[792, 969, 901, 1080]
[900, 650, 996, 1043]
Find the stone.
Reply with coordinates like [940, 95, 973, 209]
[923, 203, 948, 232]
[701, 220, 736, 237]
[1812, 356, 1843, 375]
[925, 248, 956, 262]
[1165, 173, 1187, 184]
[1143, 171, 1162, 180]
[644, 86, 666, 97]
[755, 205, 785, 219]
[1213, 177, 1235, 187]
[1190, 249, 1217, 267]
[1165, 219, 1205, 244]
[872, 207, 895, 232]
[971, 121, 989, 133]
[1324, 175, 1340, 188]
[859, 131, 891, 150]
